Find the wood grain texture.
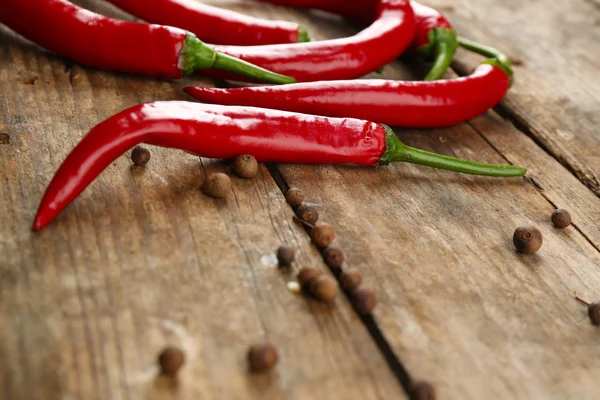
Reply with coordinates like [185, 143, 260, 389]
[0, 2, 405, 399]
[423, 0, 600, 196]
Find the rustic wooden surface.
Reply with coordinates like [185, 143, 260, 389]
[1, 0, 600, 399]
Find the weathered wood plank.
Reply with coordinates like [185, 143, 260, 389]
[0, 3, 406, 399]
[425, 0, 600, 196]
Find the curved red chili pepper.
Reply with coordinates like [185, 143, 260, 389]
[104, 0, 311, 45]
[33, 102, 525, 231]
[185, 61, 510, 128]
[204, 0, 416, 82]
[254, 0, 457, 80]
[0, 0, 295, 84]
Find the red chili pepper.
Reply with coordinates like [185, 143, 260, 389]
[254, 0, 457, 80]
[184, 60, 510, 128]
[33, 102, 526, 231]
[203, 0, 416, 82]
[104, 0, 311, 45]
[0, 0, 295, 84]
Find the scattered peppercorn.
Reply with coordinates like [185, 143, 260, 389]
[588, 303, 600, 326]
[409, 381, 436, 400]
[203, 172, 231, 198]
[158, 346, 185, 376]
[310, 275, 339, 303]
[351, 287, 377, 315]
[0, 133, 9, 145]
[286, 281, 301, 294]
[233, 154, 258, 179]
[297, 267, 322, 288]
[513, 226, 543, 254]
[322, 246, 344, 270]
[310, 223, 336, 248]
[551, 209, 572, 229]
[276, 246, 296, 267]
[285, 187, 305, 208]
[131, 146, 151, 166]
[340, 270, 363, 291]
[295, 204, 319, 225]
[248, 343, 278, 372]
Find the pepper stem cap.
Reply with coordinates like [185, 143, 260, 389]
[419, 28, 458, 81]
[298, 26, 311, 42]
[457, 37, 513, 83]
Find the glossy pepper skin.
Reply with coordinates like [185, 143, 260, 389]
[33, 102, 525, 231]
[185, 61, 510, 128]
[0, 0, 295, 83]
[205, 0, 416, 82]
[104, 0, 310, 46]
[255, 0, 457, 80]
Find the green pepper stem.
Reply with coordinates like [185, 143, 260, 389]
[457, 37, 513, 78]
[424, 29, 458, 81]
[378, 125, 526, 177]
[298, 26, 311, 43]
[180, 33, 296, 84]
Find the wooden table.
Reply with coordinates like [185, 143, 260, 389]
[1, 0, 599, 398]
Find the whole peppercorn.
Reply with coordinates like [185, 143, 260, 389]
[285, 188, 305, 208]
[295, 204, 319, 225]
[310, 223, 336, 249]
[340, 270, 363, 291]
[276, 246, 296, 267]
[322, 246, 345, 270]
[310, 275, 339, 303]
[297, 267, 322, 288]
[588, 303, 600, 326]
[513, 226, 543, 254]
[247, 343, 278, 372]
[158, 346, 185, 376]
[409, 381, 436, 400]
[351, 287, 377, 315]
[551, 209, 572, 229]
[203, 172, 231, 198]
[233, 154, 258, 179]
[131, 146, 151, 166]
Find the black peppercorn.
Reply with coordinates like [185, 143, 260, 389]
[551, 209, 572, 229]
[285, 188, 304, 208]
[233, 154, 258, 179]
[297, 267, 322, 288]
[158, 347, 185, 376]
[131, 146, 151, 166]
[340, 270, 363, 291]
[203, 172, 231, 198]
[323, 246, 345, 270]
[513, 226, 543, 254]
[310, 223, 335, 248]
[409, 381, 436, 400]
[310, 275, 339, 303]
[589, 303, 600, 326]
[276, 246, 296, 266]
[248, 343, 278, 372]
[351, 287, 377, 315]
[295, 204, 319, 225]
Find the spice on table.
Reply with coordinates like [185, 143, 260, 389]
[104, 0, 310, 46]
[248, 343, 279, 372]
[285, 188, 305, 208]
[323, 246, 345, 270]
[310, 275, 339, 303]
[588, 303, 600, 326]
[340, 270, 363, 291]
[310, 223, 336, 249]
[350, 287, 377, 315]
[158, 347, 185, 376]
[286, 281, 301, 294]
[2, 0, 295, 84]
[0, 133, 9, 145]
[131, 146, 151, 166]
[551, 209, 572, 229]
[276, 246, 296, 267]
[203, 172, 231, 199]
[295, 204, 319, 225]
[31, 102, 526, 231]
[409, 380, 436, 400]
[513, 226, 543, 254]
[297, 267, 322, 288]
[233, 154, 258, 179]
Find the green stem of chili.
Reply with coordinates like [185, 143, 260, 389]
[423, 28, 458, 81]
[180, 33, 296, 84]
[298, 26, 312, 42]
[379, 125, 526, 177]
[457, 37, 513, 78]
